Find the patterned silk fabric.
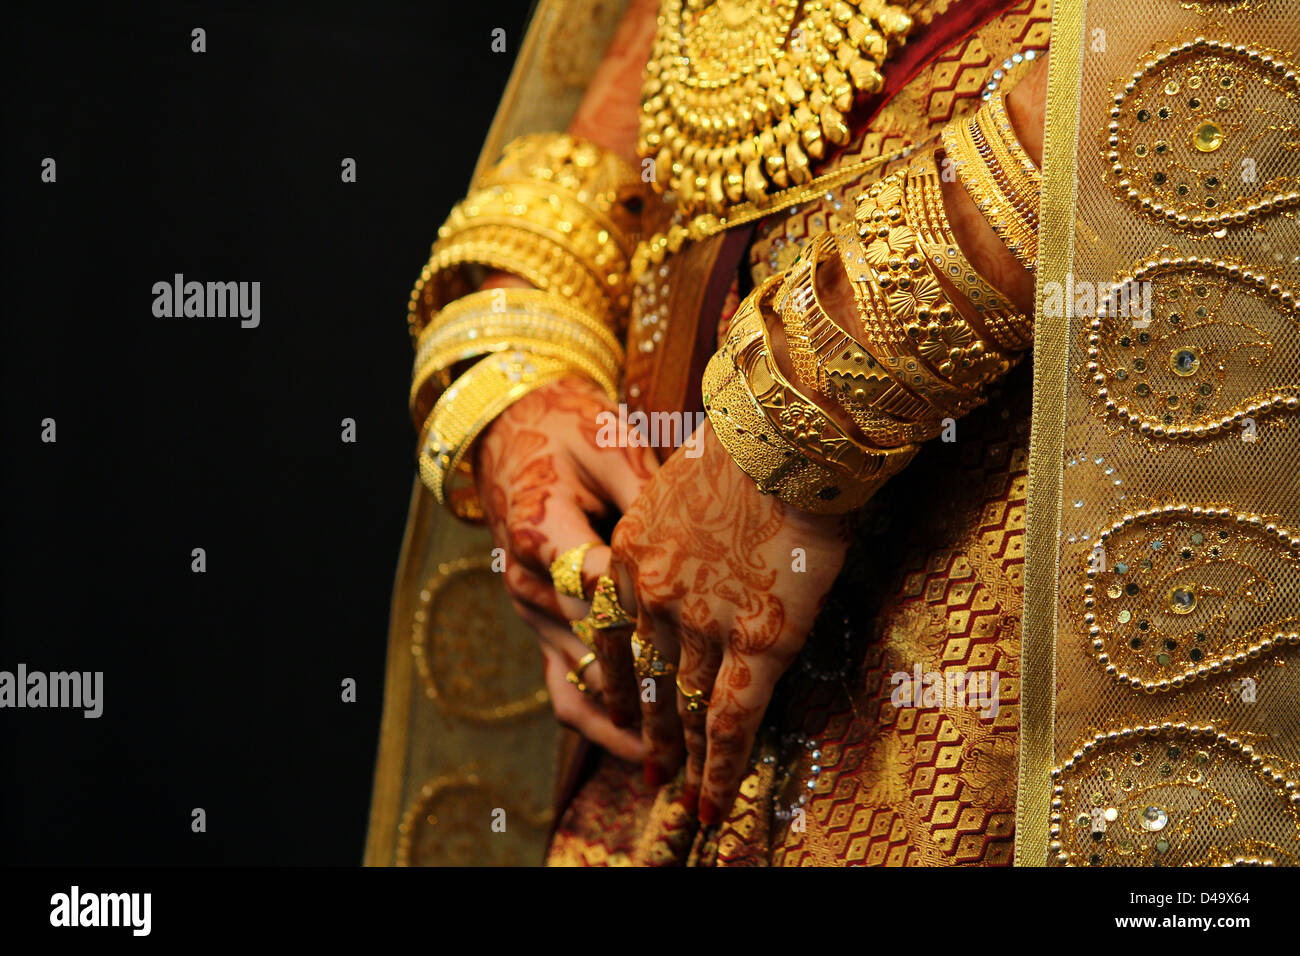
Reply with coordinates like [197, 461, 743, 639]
[549, 366, 1030, 866]
[547, 0, 1051, 865]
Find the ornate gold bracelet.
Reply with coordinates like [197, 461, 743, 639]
[415, 337, 617, 428]
[777, 231, 946, 446]
[984, 89, 1042, 212]
[418, 352, 573, 522]
[834, 216, 986, 414]
[703, 275, 918, 514]
[407, 133, 644, 338]
[414, 222, 611, 330]
[848, 157, 1021, 392]
[940, 91, 1041, 273]
[903, 147, 1034, 352]
[409, 289, 622, 424]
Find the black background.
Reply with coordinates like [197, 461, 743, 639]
[1, 0, 535, 864]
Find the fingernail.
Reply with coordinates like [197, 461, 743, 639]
[682, 784, 699, 816]
[698, 796, 721, 827]
[643, 761, 665, 788]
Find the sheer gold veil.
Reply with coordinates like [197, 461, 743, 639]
[364, 0, 631, 867]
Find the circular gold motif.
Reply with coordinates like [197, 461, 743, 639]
[638, 0, 913, 216]
[1103, 40, 1300, 230]
[397, 771, 551, 866]
[411, 557, 549, 721]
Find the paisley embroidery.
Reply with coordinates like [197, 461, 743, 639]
[1104, 39, 1300, 232]
[1084, 256, 1300, 441]
[1083, 505, 1300, 692]
[1050, 723, 1300, 866]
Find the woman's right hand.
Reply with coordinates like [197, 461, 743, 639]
[474, 372, 656, 760]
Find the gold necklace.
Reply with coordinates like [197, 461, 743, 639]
[638, 0, 915, 218]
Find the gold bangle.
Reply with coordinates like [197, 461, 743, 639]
[940, 95, 1040, 273]
[778, 231, 946, 446]
[703, 275, 918, 514]
[904, 148, 1034, 352]
[418, 352, 573, 521]
[416, 289, 623, 363]
[412, 224, 613, 332]
[410, 289, 624, 425]
[834, 220, 989, 413]
[408, 134, 643, 338]
[421, 337, 617, 423]
[851, 166, 1017, 391]
[983, 91, 1041, 209]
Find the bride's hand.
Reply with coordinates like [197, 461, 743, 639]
[609, 422, 852, 823]
[475, 372, 655, 760]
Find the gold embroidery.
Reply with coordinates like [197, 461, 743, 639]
[411, 558, 550, 721]
[1104, 40, 1300, 232]
[398, 769, 552, 866]
[1085, 256, 1300, 441]
[1049, 723, 1300, 866]
[1083, 506, 1300, 693]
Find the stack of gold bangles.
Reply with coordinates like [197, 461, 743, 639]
[705, 127, 1038, 514]
[703, 272, 920, 514]
[940, 87, 1042, 273]
[409, 133, 644, 338]
[406, 133, 644, 520]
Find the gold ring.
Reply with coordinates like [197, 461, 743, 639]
[570, 616, 598, 652]
[587, 575, 634, 629]
[549, 542, 594, 600]
[675, 675, 710, 712]
[566, 652, 599, 696]
[631, 631, 677, 680]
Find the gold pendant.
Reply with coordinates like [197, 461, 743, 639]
[638, 0, 914, 218]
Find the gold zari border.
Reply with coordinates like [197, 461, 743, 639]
[1015, 0, 1086, 868]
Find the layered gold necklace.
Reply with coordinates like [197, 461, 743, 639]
[638, 0, 915, 218]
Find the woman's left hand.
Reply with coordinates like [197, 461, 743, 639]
[608, 420, 852, 825]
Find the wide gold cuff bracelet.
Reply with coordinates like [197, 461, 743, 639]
[418, 352, 573, 522]
[703, 274, 918, 514]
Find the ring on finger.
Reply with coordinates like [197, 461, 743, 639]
[569, 573, 633, 648]
[675, 675, 710, 712]
[569, 616, 598, 652]
[586, 575, 634, 629]
[566, 651, 600, 697]
[631, 631, 677, 680]
[549, 542, 593, 600]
